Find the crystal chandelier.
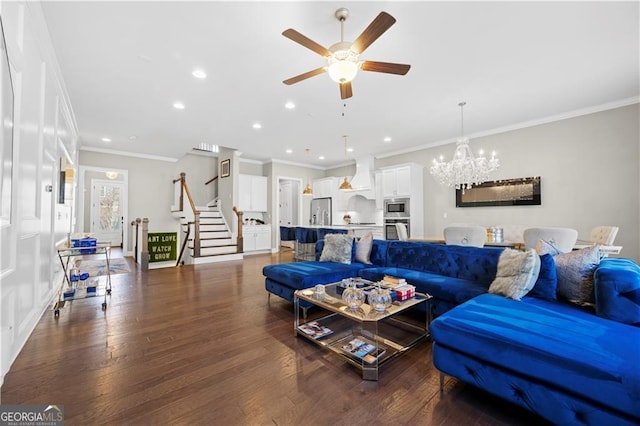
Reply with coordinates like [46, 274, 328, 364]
[430, 102, 499, 190]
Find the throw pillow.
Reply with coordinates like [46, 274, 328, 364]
[319, 233, 355, 264]
[354, 232, 373, 264]
[527, 253, 558, 300]
[555, 245, 601, 306]
[535, 239, 561, 256]
[489, 248, 542, 300]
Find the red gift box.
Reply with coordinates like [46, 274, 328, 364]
[395, 284, 415, 301]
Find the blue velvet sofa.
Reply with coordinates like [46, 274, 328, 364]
[263, 240, 640, 424]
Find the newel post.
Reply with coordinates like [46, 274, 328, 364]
[234, 206, 244, 253]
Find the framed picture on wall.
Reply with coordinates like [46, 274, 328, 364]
[220, 159, 230, 178]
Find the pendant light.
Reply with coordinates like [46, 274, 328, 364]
[302, 148, 314, 196]
[339, 135, 353, 191]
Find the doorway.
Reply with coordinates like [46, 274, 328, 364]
[78, 166, 129, 253]
[277, 177, 302, 248]
[90, 179, 124, 246]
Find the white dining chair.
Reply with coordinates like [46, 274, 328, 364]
[589, 226, 619, 245]
[395, 223, 409, 241]
[523, 227, 578, 254]
[444, 226, 486, 247]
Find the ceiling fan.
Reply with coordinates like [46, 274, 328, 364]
[282, 8, 411, 100]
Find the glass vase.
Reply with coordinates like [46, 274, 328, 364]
[342, 281, 365, 310]
[369, 285, 392, 312]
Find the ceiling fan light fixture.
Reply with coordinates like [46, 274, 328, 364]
[327, 45, 359, 83]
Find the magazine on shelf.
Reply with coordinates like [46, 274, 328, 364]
[298, 321, 333, 339]
[340, 337, 386, 363]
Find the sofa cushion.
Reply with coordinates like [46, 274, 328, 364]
[555, 245, 601, 306]
[319, 233, 354, 264]
[359, 267, 489, 306]
[488, 248, 541, 300]
[528, 253, 558, 301]
[431, 294, 640, 419]
[354, 231, 373, 264]
[262, 261, 366, 290]
[384, 242, 503, 286]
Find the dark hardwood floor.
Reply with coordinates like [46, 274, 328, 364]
[1, 250, 546, 425]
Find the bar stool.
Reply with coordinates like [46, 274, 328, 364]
[295, 227, 318, 261]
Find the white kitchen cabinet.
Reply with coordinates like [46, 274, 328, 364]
[239, 174, 267, 212]
[243, 225, 271, 252]
[382, 166, 412, 198]
[379, 163, 425, 239]
[312, 177, 336, 199]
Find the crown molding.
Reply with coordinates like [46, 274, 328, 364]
[376, 97, 640, 159]
[269, 158, 328, 171]
[80, 146, 178, 162]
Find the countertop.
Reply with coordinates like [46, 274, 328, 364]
[296, 224, 382, 229]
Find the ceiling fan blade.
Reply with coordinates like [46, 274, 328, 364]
[282, 29, 331, 57]
[351, 12, 396, 54]
[361, 61, 411, 75]
[283, 67, 327, 85]
[340, 81, 353, 100]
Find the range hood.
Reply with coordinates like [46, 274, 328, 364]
[348, 156, 375, 195]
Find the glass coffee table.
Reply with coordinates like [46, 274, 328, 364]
[294, 278, 432, 380]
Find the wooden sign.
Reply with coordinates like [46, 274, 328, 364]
[148, 232, 177, 262]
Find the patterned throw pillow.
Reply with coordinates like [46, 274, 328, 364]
[489, 248, 541, 300]
[555, 245, 602, 306]
[354, 232, 373, 264]
[535, 239, 562, 256]
[319, 233, 355, 264]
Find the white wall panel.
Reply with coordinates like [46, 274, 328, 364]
[0, 1, 79, 385]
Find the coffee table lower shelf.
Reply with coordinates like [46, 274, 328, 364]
[294, 288, 431, 380]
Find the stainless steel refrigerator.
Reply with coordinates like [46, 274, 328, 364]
[310, 197, 332, 225]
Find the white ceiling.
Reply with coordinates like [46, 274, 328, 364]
[41, 1, 639, 168]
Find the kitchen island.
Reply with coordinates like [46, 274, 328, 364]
[282, 225, 383, 260]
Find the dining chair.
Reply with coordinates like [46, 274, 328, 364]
[395, 223, 409, 241]
[589, 226, 619, 245]
[523, 227, 578, 254]
[444, 226, 486, 247]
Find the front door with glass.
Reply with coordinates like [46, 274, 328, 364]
[90, 179, 123, 246]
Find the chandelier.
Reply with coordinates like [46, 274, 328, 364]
[430, 102, 499, 190]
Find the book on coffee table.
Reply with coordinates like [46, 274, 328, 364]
[298, 321, 333, 339]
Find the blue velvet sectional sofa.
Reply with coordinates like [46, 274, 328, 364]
[263, 239, 640, 425]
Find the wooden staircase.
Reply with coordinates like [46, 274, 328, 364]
[172, 173, 244, 266]
[177, 204, 243, 264]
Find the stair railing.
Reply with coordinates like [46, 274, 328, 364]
[173, 173, 200, 257]
[131, 217, 149, 271]
[176, 222, 191, 266]
[233, 206, 244, 253]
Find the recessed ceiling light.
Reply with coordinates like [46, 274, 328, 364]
[129, 135, 137, 141]
[173, 102, 185, 110]
[285, 149, 293, 154]
[383, 137, 392, 142]
[252, 123, 262, 129]
[285, 101, 295, 109]
[192, 69, 207, 79]
[347, 148, 354, 153]
[318, 156, 325, 160]
[101, 137, 111, 142]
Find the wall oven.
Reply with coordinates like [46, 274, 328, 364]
[384, 219, 410, 240]
[384, 198, 410, 218]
